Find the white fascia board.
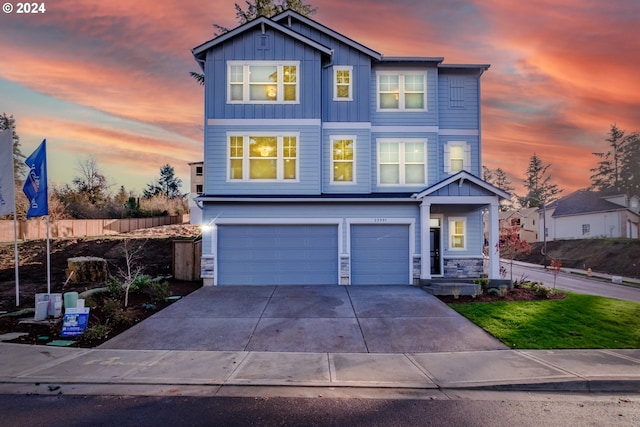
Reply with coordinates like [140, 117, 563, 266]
[273, 10, 382, 60]
[420, 195, 501, 205]
[415, 171, 511, 200]
[192, 16, 332, 58]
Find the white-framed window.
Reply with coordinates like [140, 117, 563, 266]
[228, 61, 299, 103]
[449, 217, 466, 250]
[376, 72, 426, 111]
[333, 66, 353, 101]
[444, 141, 471, 174]
[331, 136, 355, 183]
[228, 134, 298, 181]
[377, 139, 426, 185]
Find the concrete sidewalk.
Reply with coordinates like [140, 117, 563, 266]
[1, 343, 639, 397]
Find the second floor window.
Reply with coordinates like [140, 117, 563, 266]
[444, 141, 471, 174]
[377, 72, 426, 111]
[334, 66, 353, 101]
[378, 140, 426, 185]
[228, 61, 299, 103]
[331, 137, 355, 183]
[229, 134, 298, 181]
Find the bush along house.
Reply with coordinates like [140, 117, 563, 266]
[191, 10, 510, 286]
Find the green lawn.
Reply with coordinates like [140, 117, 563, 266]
[448, 293, 640, 349]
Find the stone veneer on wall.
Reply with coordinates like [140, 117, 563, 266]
[443, 258, 484, 278]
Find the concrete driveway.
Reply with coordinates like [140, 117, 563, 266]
[100, 285, 507, 353]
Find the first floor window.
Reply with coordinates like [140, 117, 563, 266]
[228, 134, 298, 181]
[331, 137, 355, 182]
[378, 140, 426, 185]
[449, 218, 466, 250]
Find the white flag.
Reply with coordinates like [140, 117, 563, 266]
[0, 130, 16, 216]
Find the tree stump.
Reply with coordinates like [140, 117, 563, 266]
[66, 257, 107, 283]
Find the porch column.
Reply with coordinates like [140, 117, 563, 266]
[420, 201, 431, 280]
[488, 200, 500, 279]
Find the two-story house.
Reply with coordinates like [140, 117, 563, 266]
[192, 10, 509, 286]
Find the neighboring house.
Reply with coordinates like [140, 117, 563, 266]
[187, 161, 204, 225]
[191, 10, 509, 286]
[541, 188, 640, 241]
[499, 208, 538, 243]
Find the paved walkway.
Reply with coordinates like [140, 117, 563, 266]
[1, 344, 639, 396]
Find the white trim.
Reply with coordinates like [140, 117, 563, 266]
[198, 196, 418, 203]
[333, 65, 353, 101]
[226, 132, 300, 182]
[211, 218, 344, 285]
[330, 135, 356, 184]
[376, 71, 427, 112]
[377, 138, 427, 186]
[421, 195, 501, 205]
[209, 118, 321, 126]
[440, 129, 479, 136]
[227, 61, 300, 104]
[444, 141, 470, 174]
[323, 122, 371, 129]
[448, 217, 467, 251]
[371, 126, 439, 133]
[346, 218, 416, 285]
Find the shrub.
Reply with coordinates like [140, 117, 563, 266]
[473, 278, 490, 289]
[499, 285, 508, 297]
[106, 275, 124, 299]
[79, 324, 112, 343]
[148, 280, 170, 303]
[487, 288, 501, 297]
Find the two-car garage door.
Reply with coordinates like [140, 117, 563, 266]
[217, 223, 410, 285]
[218, 225, 339, 285]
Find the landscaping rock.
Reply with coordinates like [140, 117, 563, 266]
[66, 257, 107, 283]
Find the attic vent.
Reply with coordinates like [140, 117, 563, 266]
[257, 34, 270, 53]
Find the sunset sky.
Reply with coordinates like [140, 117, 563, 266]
[1, 0, 638, 197]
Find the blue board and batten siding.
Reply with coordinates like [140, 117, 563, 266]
[204, 27, 325, 120]
[194, 11, 500, 285]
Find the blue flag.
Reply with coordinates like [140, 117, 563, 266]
[23, 139, 48, 218]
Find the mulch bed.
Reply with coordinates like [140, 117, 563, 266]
[437, 286, 567, 304]
[0, 280, 201, 348]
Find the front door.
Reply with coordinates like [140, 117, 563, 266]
[430, 228, 441, 275]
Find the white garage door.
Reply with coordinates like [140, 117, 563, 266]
[350, 224, 410, 285]
[218, 224, 339, 285]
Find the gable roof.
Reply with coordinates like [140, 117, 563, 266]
[273, 10, 382, 60]
[551, 189, 632, 217]
[192, 15, 333, 62]
[414, 170, 511, 200]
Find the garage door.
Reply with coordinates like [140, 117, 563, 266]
[350, 224, 410, 285]
[218, 225, 339, 285]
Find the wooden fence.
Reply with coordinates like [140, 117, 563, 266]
[0, 215, 188, 242]
[172, 239, 202, 281]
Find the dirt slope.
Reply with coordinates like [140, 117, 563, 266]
[0, 224, 202, 312]
[513, 239, 640, 279]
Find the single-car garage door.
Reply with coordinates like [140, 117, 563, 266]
[350, 224, 410, 285]
[218, 224, 339, 285]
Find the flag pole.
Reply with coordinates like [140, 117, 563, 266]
[13, 211, 19, 306]
[46, 214, 51, 295]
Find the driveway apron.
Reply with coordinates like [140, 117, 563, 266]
[99, 285, 507, 353]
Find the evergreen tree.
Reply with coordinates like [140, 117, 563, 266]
[590, 124, 626, 190]
[144, 164, 183, 199]
[482, 165, 493, 183]
[620, 131, 640, 194]
[518, 153, 562, 208]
